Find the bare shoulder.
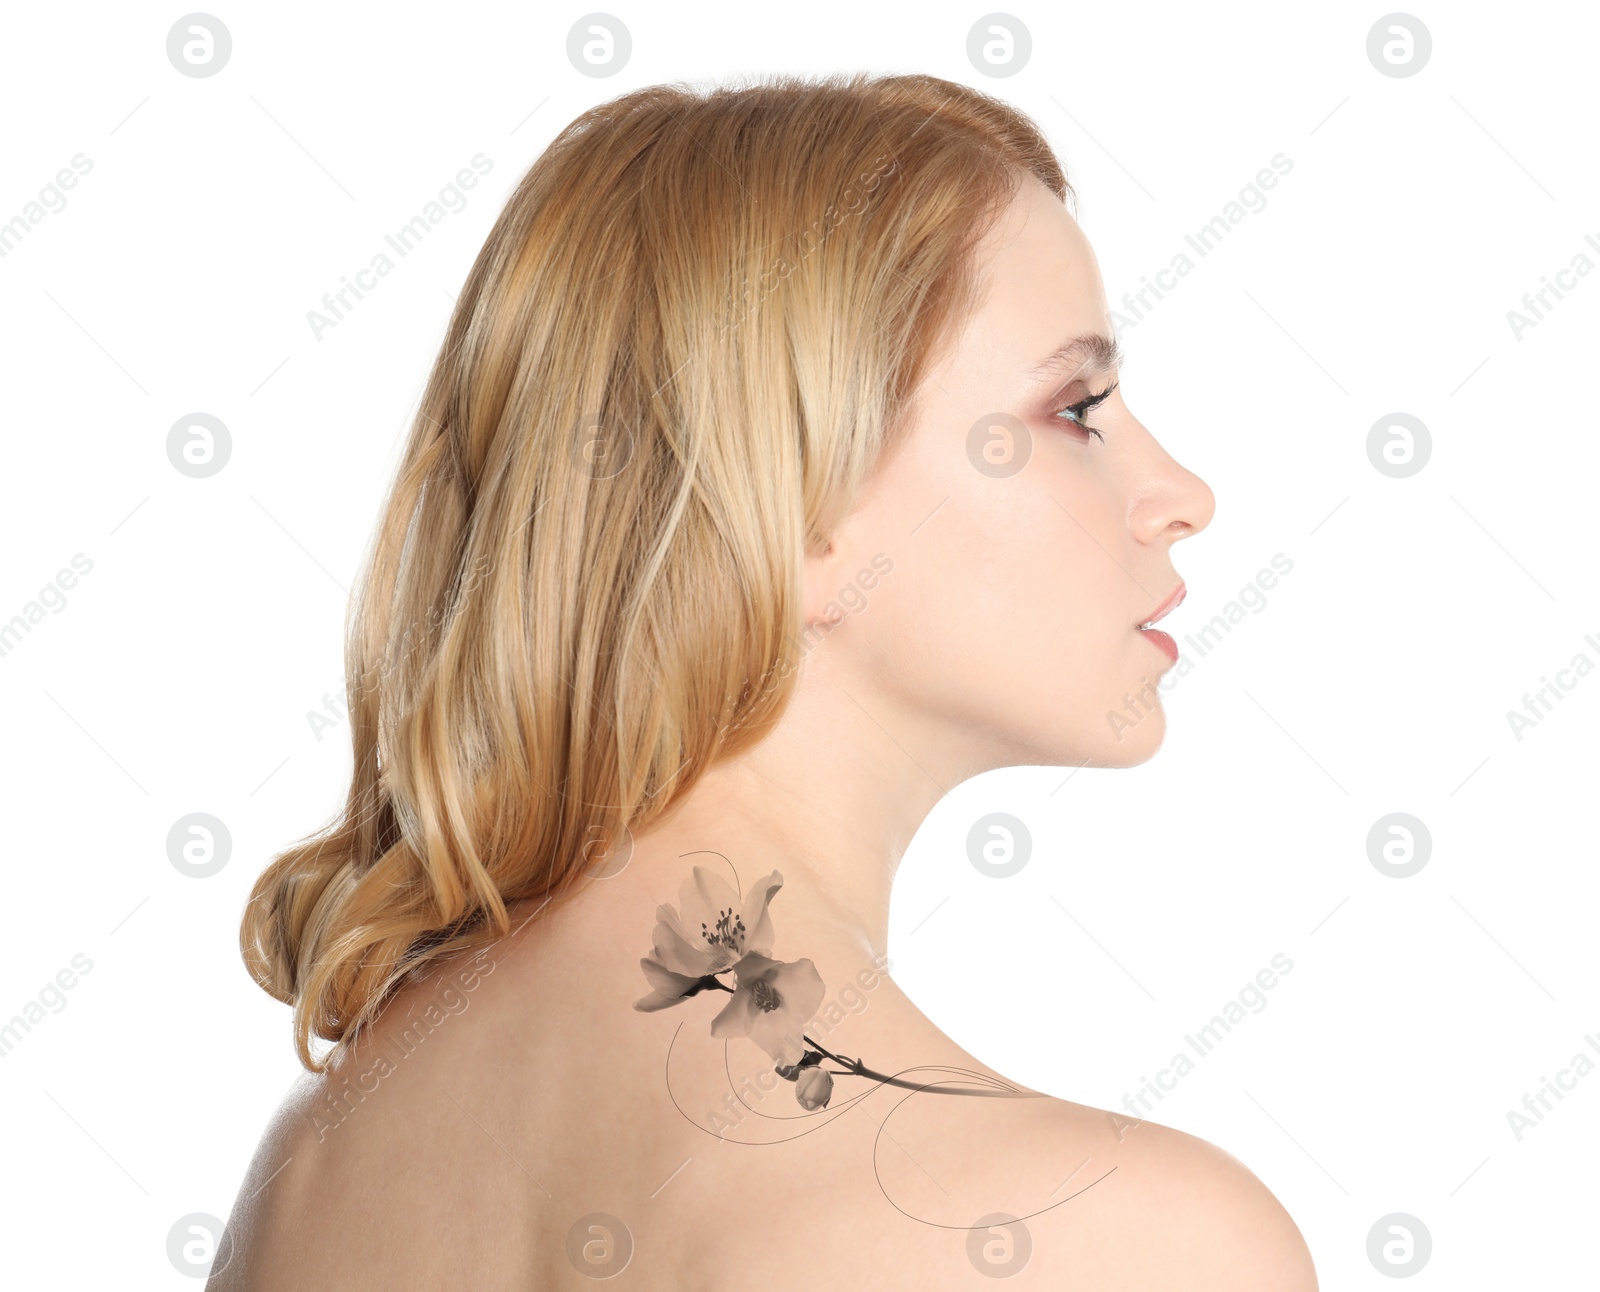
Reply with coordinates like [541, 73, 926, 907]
[998, 1100, 1318, 1290]
[730, 1092, 1317, 1291]
[1063, 1109, 1319, 1290]
[206, 1070, 333, 1290]
[208, 946, 544, 1291]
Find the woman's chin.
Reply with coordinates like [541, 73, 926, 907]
[1004, 708, 1167, 772]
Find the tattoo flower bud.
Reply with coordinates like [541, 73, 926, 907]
[794, 1066, 833, 1110]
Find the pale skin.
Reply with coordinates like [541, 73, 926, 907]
[213, 176, 1317, 1289]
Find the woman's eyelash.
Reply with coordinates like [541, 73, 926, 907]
[1051, 381, 1118, 442]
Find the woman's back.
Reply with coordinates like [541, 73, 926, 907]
[214, 877, 1315, 1290]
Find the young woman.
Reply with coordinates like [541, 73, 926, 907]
[213, 72, 1317, 1289]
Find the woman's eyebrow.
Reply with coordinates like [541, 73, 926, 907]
[1026, 333, 1126, 383]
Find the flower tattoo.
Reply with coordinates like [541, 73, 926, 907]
[634, 865, 1033, 1111]
[633, 867, 822, 1069]
[632, 861, 1116, 1231]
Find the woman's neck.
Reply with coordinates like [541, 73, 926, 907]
[618, 671, 963, 959]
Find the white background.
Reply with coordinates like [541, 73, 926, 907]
[1, 0, 1595, 1285]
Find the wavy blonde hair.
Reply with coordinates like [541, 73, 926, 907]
[240, 70, 1071, 1071]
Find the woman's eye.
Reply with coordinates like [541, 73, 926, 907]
[1051, 381, 1117, 443]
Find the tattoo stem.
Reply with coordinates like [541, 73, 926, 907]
[800, 1035, 1033, 1099]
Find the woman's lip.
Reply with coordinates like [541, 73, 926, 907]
[1139, 626, 1179, 663]
[1139, 582, 1186, 628]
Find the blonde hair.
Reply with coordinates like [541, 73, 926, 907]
[240, 71, 1070, 1071]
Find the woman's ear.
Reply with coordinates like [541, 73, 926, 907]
[799, 534, 851, 633]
